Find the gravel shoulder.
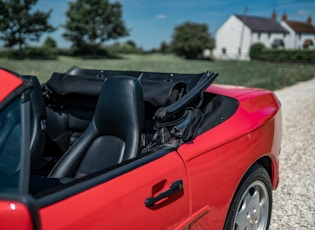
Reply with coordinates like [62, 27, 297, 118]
[269, 78, 315, 229]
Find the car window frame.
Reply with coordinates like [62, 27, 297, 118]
[1, 96, 22, 186]
[19, 90, 32, 195]
[0, 86, 40, 228]
[0, 85, 32, 194]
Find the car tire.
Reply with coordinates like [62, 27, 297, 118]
[223, 163, 272, 230]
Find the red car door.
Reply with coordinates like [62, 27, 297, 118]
[38, 150, 190, 230]
[0, 68, 190, 229]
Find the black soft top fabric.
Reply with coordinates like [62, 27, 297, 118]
[65, 66, 205, 89]
[45, 66, 212, 107]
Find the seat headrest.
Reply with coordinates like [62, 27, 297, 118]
[93, 76, 145, 137]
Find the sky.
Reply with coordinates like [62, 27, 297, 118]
[33, 0, 315, 50]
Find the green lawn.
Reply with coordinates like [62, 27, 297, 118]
[0, 54, 314, 90]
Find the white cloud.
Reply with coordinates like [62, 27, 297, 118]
[297, 9, 307, 16]
[156, 14, 166, 19]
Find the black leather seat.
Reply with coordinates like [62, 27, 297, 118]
[48, 76, 145, 178]
[23, 76, 47, 172]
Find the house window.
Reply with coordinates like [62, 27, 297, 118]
[222, 48, 226, 55]
[303, 39, 314, 49]
[258, 33, 261, 40]
[268, 33, 271, 38]
[272, 39, 285, 49]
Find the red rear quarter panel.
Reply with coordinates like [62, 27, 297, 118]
[177, 84, 281, 229]
[0, 69, 23, 103]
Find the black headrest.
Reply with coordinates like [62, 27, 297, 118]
[93, 76, 145, 138]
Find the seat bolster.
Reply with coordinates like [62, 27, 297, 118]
[48, 124, 98, 178]
[75, 136, 125, 178]
[122, 132, 140, 161]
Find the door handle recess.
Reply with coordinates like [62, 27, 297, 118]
[145, 179, 183, 207]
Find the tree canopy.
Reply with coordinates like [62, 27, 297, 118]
[63, 0, 129, 54]
[0, 0, 55, 53]
[171, 22, 214, 59]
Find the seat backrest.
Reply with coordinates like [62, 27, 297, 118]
[49, 76, 145, 178]
[23, 76, 47, 171]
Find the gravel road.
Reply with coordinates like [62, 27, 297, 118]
[269, 78, 315, 229]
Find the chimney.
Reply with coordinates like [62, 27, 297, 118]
[307, 15, 312, 24]
[281, 12, 287, 22]
[272, 10, 277, 20]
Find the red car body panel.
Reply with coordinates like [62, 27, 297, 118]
[0, 68, 281, 229]
[38, 86, 281, 230]
[39, 152, 190, 230]
[0, 69, 23, 102]
[0, 201, 34, 230]
[176, 85, 281, 229]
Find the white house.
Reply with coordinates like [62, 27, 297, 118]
[214, 13, 289, 60]
[280, 13, 315, 49]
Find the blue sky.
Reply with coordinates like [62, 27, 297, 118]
[34, 0, 315, 50]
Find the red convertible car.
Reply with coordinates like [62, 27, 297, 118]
[0, 66, 281, 230]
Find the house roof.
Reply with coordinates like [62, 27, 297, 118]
[235, 14, 288, 33]
[285, 20, 315, 33]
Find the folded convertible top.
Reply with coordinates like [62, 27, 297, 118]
[45, 66, 218, 109]
[65, 66, 206, 89]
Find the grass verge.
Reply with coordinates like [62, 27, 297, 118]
[0, 54, 314, 90]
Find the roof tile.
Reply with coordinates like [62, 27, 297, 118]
[286, 20, 315, 33]
[235, 14, 288, 33]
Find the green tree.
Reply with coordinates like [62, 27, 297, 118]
[126, 39, 137, 49]
[0, 0, 55, 56]
[42, 36, 57, 48]
[171, 22, 214, 59]
[63, 0, 129, 55]
[159, 41, 171, 53]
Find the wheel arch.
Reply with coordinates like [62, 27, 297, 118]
[255, 155, 279, 189]
[256, 156, 272, 179]
[223, 161, 273, 230]
[229, 156, 275, 209]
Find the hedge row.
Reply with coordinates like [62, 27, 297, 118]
[0, 45, 144, 59]
[249, 43, 315, 62]
[0, 47, 58, 59]
[260, 49, 315, 62]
